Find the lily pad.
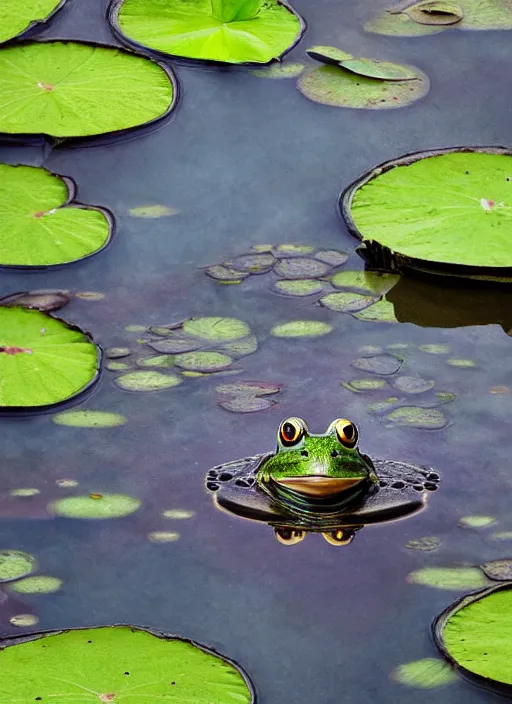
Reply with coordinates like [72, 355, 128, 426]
[342, 378, 388, 392]
[489, 531, 512, 540]
[0, 41, 176, 139]
[386, 406, 448, 429]
[148, 337, 203, 354]
[481, 559, 512, 581]
[392, 658, 457, 688]
[341, 57, 419, 81]
[271, 321, 333, 337]
[110, 0, 304, 65]
[344, 150, 512, 274]
[10, 614, 39, 628]
[251, 62, 305, 78]
[274, 257, 332, 279]
[114, 371, 182, 391]
[408, 566, 489, 590]
[204, 265, 247, 283]
[0, 0, 65, 43]
[0, 626, 254, 703]
[52, 411, 127, 428]
[230, 253, 276, 273]
[9, 488, 40, 497]
[459, 515, 496, 528]
[219, 396, 277, 412]
[404, 0, 464, 24]
[174, 351, 233, 372]
[330, 270, 399, 295]
[128, 205, 178, 218]
[182, 317, 250, 342]
[391, 376, 435, 394]
[298, 63, 429, 110]
[273, 244, 315, 255]
[222, 336, 258, 355]
[49, 493, 141, 518]
[320, 292, 377, 313]
[352, 353, 402, 375]
[0, 165, 113, 267]
[365, 10, 446, 34]
[447, 358, 476, 367]
[306, 45, 353, 65]
[162, 509, 195, 519]
[215, 381, 281, 396]
[0, 551, 36, 583]
[419, 344, 451, 354]
[273, 279, 325, 296]
[353, 299, 398, 322]
[314, 249, 349, 266]
[148, 531, 180, 542]
[405, 536, 441, 551]
[0, 290, 70, 312]
[0, 307, 100, 409]
[9, 576, 62, 594]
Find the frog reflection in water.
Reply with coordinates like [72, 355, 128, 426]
[257, 416, 378, 504]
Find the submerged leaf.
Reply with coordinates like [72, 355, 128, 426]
[386, 406, 448, 429]
[352, 354, 402, 375]
[128, 205, 178, 218]
[407, 566, 488, 589]
[392, 658, 457, 688]
[341, 378, 388, 392]
[320, 292, 377, 313]
[252, 62, 305, 79]
[404, 0, 464, 23]
[273, 279, 325, 296]
[215, 381, 281, 396]
[330, 270, 399, 295]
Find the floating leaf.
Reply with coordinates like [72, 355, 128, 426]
[273, 279, 324, 296]
[489, 531, 512, 541]
[306, 45, 353, 65]
[204, 265, 247, 282]
[222, 335, 258, 355]
[9, 576, 62, 594]
[298, 63, 429, 110]
[148, 336, 203, 354]
[49, 493, 141, 519]
[182, 317, 250, 342]
[0, 0, 65, 43]
[347, 151, 512, 272]
[106, 360, 131, 372]
[0, 307, 99, 409]
[56, 479, 79, 488]
[111, 0, 304, 65]
[215, 382, 281, 396]
[52, 411, 127, 428]
[219, 396, 277, 412]
[314, 249, 349, 266]
[251, 62, 305, 79]
[128, 205, 178, 218]
[274, 244, 315, 255]
[436, 391, 456, 404]
[229, 253, 276, 273]
[342, 378, 388, 392]
[174, 351, 233, 372]
[162, 509, 195, 519]
[136, 355, 176, 368]
[407, 566, 488, 590]
[481, 559, 512, 581]
[352, 354, 402, 375]
[320, 292, 377, 313]
[0, 41, 175, 138]
[386, 406, 448, 429]
[0, 290, 69, 312]
[367, 397, 401, 414]
[148, 531, 180, 542]
[419, 344, 451, 354]
[404, 0, 464, 24]
[9, 488, 40, 497]
[114, 371, 182, 392]
[405, 536, 441, 551]
[365, 10, 445, 35]
[10, 614, 38, 628]
[0, 165, 112, 267]
[391, 376, 435, 394]
[124, 324, 147, 333]
[0, 626, 254, 702]
[0, 551, 35, 583]
[353, 299, 398, 322]
[271, 321, 333, 337]
[106, 348, 131, 359]
[274, 257, 332, 279]
[330, 270, 399, 295]
[341, 57, 418, 80]
[447, 358, 476, 367]
[392, 658, 457, 688]
[459, 515, 496, 528]
[75, 292, 105, 301]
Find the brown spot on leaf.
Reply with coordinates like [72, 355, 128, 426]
[0, 346, 32, 355]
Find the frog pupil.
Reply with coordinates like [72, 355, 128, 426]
[344, 424, 354, 440]
[283, 423, 297, 440]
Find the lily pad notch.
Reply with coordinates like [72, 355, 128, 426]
[0, 625, 255, 704]
[108, 0, 306, 66]
[0, 0, 68, 44]
[0, 40, 179, 145]
[339, 146, 512, 278]
[0, 164, 115, 268]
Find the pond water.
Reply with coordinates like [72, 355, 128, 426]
[1, 0, 512, 701]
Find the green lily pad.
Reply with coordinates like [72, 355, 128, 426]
[110, 0, 304, 65]
[0, 0, 65, 43]
[162, 509, 195, 519]
[49, 493, 141, 519]
[148, 336, 203, 354]
[0, 165, 112, 267]
[0, 551, 36, 583]
[459, 515, 496, 528]
[364, 10, 445, 35]
[271, 321, 333, 337]
[419, 344, 451, 354]
[128, 205, 178, 217]
[447, 358, 476, 367]
[341, 378, 388, 392]
[404, 0, 464, 24]
[274, 257, 332, 279]
[489, 531, 512, 540]
[114, 371, 182, 391]
[297, 63, 429, 110]
[391, 376, 435, 394]
[0, 626, 254, 702]
[306, 45, 353, 65]
[219, 396, 277, 412]
[0, 307, 100, 409]
[367, 397, 401, 414]
[106, 360, 131, 372]
[0, 290, 70, 312]
[274, 244, 315, 255]
[273, 279, 326, 296]
[0, 41, 175, 139]
[330, 270, 399, 295]
[204, 265, 247, 283]
[251, 62, 305, 79]
[345, 150, 512, 273]
[9, 576, 62, 594]
[106, 348, 131, 359]
[436, 391, 457, 404]
[386, 406, 448, 429]
[320, 292, 377, 313]
[435, 585, 512, 688]
[353, 299, 398, 322]
[52, 411, 127, 428]
[222, 335, 258, 355]
[481, 559, 512, 581]
[314, 249, 349, 266]
[182, 317, 250, 342]
[136, 355, 176, 368]
[405, 536, 441, 551]
[229, 253, 276, 273]
[352, 353, 402, 375]
[9, 488, 40, 497]
[341, 57, 419, 81]
[174, 351, 233, 372]
[392, 658, 457, 688]
[408, 566, 489, 590]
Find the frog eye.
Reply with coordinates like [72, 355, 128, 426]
[278, 417, 307, 447]
[274, 527, 305, 545]
[330, 418, 359, 449]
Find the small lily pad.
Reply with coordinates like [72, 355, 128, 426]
[419, 344, 451, 354]
[215, 382, 281, 396]
[230, 253, 276, 273]
[320, 292, 377, 313]
[314, 249, 349, 266]
[367, 397, 401, 414]
[391, 376, 435, 394]
[342, 378, 388, 392]
[459, 515, 496, 528]
[174, 351, 233, 372]
[271, 321, 333, 337]
[273, 279, 325, 296]
[352, 354, 402, 375]
[404, 0, 464, 23]
[407, 566, 489, 590]
[447, 358, 476, 367]
[0, 551, 36, 583]
[114, 371, 182, 392]
[341, 57, 419, 81]
[49, 493, 141, 519]
[10, 614, 38, 628]
[105, 360, 131, 372]
[9, 488, 40, 497]
[219, 396, 277, 413]
[182, 317, 250, 342]
[204, 265, 247, 282]
[481, 559, 512, 581]
[136, 355, 176, 368]
[386, 406, 448, 429]
[128, 205, 178, 218]
[9, 576, 62, 594]
[148, 531, 180, 543]
[252, 62, 305, 79]
[52, 411, 127, 428]
[306, 45, 353, 65]
[405, 536, 441, 551]
[353, 299, 398, 322]
[162, 509, 195, 519]
[0, 290, 70, 312]
[364, 10, 445, 35]
[148, 336, 203, 354]
[105, 347, 131, 359]
[274, 244, 315, 255]
[436, 391, 457, 404]
[489, 531, 512, 541]
[75, 291, 105, 301]
[222, 335, 258, 356]
[274, 257, 332, 279]
[1, 0, 66, 43]
[392, 658, 457, 688]
[330, 270, 399, 295]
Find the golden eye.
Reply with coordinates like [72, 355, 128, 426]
[278, 417, 307, 447]
[274, 527, 306, 545]
[330, 418, 359, 449]
[322, 529, 356, 546]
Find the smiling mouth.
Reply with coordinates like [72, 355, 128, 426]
[274, 476, 365, 498]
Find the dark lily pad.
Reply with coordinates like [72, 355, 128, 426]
[49, 493, 141, 519]
[353, 299, 398, 322]
[271, 321, 333, 337]
[174, 351, 233, 372]
[392, 658, 457, 688]
[110, 0, 305, 65]
[0, 165, 113, 267]
[314, 249, 349, 266]
[229, 253, 276, 273]
[320, 292, 377, 313]
[386, 406, 448, 429]
[0, 290, 69, 312]
[0, 307, 100, 409]
[148, 336, 204, 354]
[404, 0, 464, 23]
[219, 397, 277, 413]
[273, 279, 325, 296]
[1, 0, 66, 43]
[405, 536, 441, 551]
[0, 41, 176, 139]
[0, 551, 36, 583]
[204, 265, 247, 283]
[351, 353, 403, 375]
[481, 559, 512, 581]
[391, 376, 435, 394]
[274, 257, 332, 279]
[0, 626, 254, 703]
[114, 371, 182, 391]
[215, 382, 282, 396]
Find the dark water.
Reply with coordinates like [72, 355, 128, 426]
[2, 0, 512, 701]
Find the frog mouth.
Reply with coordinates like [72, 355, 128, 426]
[274, 476, 365, 498]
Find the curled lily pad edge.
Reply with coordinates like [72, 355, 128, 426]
[0, 38, 180, 148]
[107, 0, 307, 69]
[0, 164, 116, 270]
[0, 0, 68, 45]
[338, 145, 512, 279]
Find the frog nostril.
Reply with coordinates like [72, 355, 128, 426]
[331, 450, 339, 457]
[301, 450, 309, 457]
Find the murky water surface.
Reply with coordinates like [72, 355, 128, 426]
[1, 0, 512, 701]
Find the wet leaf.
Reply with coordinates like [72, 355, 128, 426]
[330, 270, 399, 295]
[0, 551, 36, 583]
[128, 205, 178, 218]
[273, 279, 325, 296]
[0, 290, 70, 312]
[229, 253, 275, 273]
[274, 257, 332, 279]
[447, 358, 476, 367]
[352, 354, 403, 375]
[1, 0, 65, 43]
[215, 382, 281, 396]
[219, 396, 277, 412]
[391, 376, 435, 394]
[405, 536, 441, 551]
[221, 335, 258, 356]
[182, 317, 250, 342]
[392, 658, 457, 688]
[174, 351, 233, 372]
[105, 347, 131, 359]
[114, 371, 182, 392]
[306, 45, 353, 65]
[271, 321, 333, 337]
[136, 355, 176, 368]
[386, 406, 448, 429]
[204, 265, 247, 282]
[342, 378, 387, 392]
[9, 576, 62, 594]
[341, 57, 418, 80]
[353, 299, 398, 322]
[481, 559, 512, 581]
[404, 0, 464, 24]
[52, 411, 127, 428]
[407, 566, 488, 590]
[314, 249, 349, 266]
[459, 515, 496, 528]
[49, 493, 141, 519]
[320, 292, 377, 312]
